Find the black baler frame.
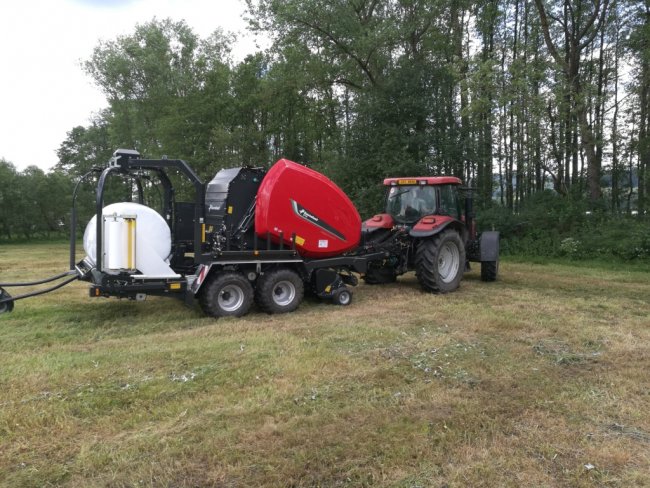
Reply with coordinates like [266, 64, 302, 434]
[67, 149, 217, 301]
[71, 149, 210, 274]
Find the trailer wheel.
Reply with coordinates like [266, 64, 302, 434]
[255, 268, 304, 314]
[0, 288, 14, 315]
[199, 272, 253, 318]
[332, 287, 352, 306]
[415, 230, 465, 293]
[480, 260, 499, 282]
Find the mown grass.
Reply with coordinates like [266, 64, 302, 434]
[1, 242, 649, 487]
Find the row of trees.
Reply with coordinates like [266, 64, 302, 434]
[0, 161, 70, 239]
[244, 0, 650, 211]
[2, 0, 650, 242]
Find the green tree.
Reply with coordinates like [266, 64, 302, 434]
[84, 18, 235, 175]
[534, 0, 611, 204]
[56, 113, 113, 176]
[628, 0, 650, 214]
[0, 159, 19, 239]
[246, 0, 480, 214]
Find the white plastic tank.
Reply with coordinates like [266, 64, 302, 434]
[83, 202, 179, 278]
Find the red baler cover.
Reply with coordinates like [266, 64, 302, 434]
[255, 159, 361, 258]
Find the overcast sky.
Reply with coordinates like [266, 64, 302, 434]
[0, 0, 262, 171]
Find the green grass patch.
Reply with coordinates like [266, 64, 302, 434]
[1, 242, 649, 486]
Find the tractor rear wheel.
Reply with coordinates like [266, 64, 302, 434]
[255, 268, 304, 314]
[480, 260, 499, 282]
[415, 230, 465, 293]
[199, 272, 254, 318]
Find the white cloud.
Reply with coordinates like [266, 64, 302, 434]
[0, 0, 261, 171]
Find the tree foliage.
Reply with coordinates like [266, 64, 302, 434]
[0, 160, 71, 240]
[4, 4, 650, 254]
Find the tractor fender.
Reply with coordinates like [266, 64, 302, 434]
[479, 231, 500, 261]
[409, 216, 466, 240]
[362, 213, 395, 232]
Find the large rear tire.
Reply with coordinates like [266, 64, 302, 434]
[480, 260, 499, 282]
[199, 272, 254, 318]
[415, 230, 465, 293]
[255, 268, 304, 314]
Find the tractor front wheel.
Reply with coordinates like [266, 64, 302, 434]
[199, 272, 254, 318]
[415, 230, 465, 293]
[255, 268, 304, 314]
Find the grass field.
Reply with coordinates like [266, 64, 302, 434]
[1, 242, 649, 487]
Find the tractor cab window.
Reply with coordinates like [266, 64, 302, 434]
[387, 185, 436, 223]
[438, 184, 461, 219]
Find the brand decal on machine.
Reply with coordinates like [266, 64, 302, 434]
[290, 199, 346, 241]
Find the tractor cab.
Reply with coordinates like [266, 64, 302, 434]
[385, 178, 463, 224]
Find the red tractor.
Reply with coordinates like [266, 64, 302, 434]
[361, 177, 499, 292]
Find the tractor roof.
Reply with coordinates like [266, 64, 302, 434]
[383, 176, 462, 186]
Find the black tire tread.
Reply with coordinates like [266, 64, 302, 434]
[255, 268, 304, 314]
[415, 230, 465, 293]
[0, 289, 13, 314]
[199, 272, 254, 318]
[332, 287, 353, 306]
[481, 261, 498, 282]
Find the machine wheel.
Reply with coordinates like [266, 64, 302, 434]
[415, 230, 466, 293]
[199, 272, 254, 318]
[332, 287, 353, 306]
[0, 288, 14, 315]
[480, 260, 499, 282]
[255, 268, 304, 314]
[363, 266, 397, 285]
